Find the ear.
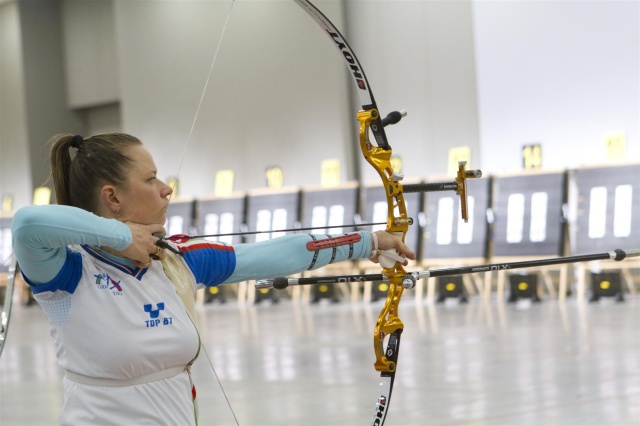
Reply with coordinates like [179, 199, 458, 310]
[100, 184, 121, 218]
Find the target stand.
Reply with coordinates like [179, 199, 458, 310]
[589, 272, 624, 303]
[435, 275, 468, 303]
[204, 285, 228, 304]
[508, 274, 541, 303]
[370, 280, 390, 302]
[311, 283, 340, 303]
[253, 287, 279, 305]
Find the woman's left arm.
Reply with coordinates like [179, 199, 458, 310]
[224, 232, 371, 283]
[225, 231, 414, 284]
[182, 231, 414, 287]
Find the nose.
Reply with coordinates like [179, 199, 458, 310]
[161, 180, 174, 198]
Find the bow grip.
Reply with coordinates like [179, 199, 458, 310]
[379, 231, 405, 269]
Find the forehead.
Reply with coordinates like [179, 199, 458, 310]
[127, 145, 156, 173]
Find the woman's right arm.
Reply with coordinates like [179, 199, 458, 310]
[11, 205, 132, 284]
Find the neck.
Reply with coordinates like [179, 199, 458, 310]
[99, 245, 125, 260]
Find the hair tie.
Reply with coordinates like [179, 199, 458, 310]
[71, 135, 84, 148]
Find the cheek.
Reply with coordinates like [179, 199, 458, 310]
[126, 187, 155, 209]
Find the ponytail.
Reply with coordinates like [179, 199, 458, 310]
[49, 133, 142, 213]
[49, 134, 75, 206]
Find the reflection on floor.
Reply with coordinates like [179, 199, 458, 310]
[1, 295, 639, 425]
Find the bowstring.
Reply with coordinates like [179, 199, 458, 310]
[200, 343, 240, 425]
[170, 0, 236, 203]
[170, 1, 240, 424]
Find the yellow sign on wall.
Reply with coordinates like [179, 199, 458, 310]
[33, 187, 51, 205]
[321, 159, 341, 187]
[522, 143, 542, 169]
[448, 147, 471, 176]
[265, 166, 284, 188]
[215, 170, 235, 196]
[390, 155, 403, 175]
[2, 195, 13, 212]
[167, 177, 180, 197]
[604, 132, 626, 162]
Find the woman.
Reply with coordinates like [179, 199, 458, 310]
[11, 133, 415, 425]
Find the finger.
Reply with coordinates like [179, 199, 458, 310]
[155, 246, 168, 260]
[133, 259, 153, 268]
[150, 245, 163, 260]
[395, 241, 415, 260]
[384, 235, 414, 260]
[403, 246, 416, 260]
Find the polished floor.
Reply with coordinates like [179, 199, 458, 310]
[1, 290, 639, 426]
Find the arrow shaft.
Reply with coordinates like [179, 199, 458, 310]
[257, 248, 639, 288]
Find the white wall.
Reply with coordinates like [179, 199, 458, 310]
[110, 0, 481, 195]
[114, 0, 353, 196]
[19, 0, 86, 190]
[472, 0, 639, 174]
[0, 2, 32, 209]
[62, 0, 119, 108]
[346, 0, 481, 183]
[1, 0, 638, 209]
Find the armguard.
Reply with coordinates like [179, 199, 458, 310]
[306, 233, 362, 270]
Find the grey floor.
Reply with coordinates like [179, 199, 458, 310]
[1, 292, 639, 426]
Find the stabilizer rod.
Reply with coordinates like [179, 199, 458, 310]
[255, 248, 640, 290]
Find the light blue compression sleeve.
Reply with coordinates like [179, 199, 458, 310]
[12, 204, 374, 287]
[11, 205, 132, 284]
[224, 232, 372, 283]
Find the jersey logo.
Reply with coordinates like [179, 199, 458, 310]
[109, 280, 122, 292]
[144, 302, 165, 319]
[143, 302, 173, 328]
[94, 272, 123, 295]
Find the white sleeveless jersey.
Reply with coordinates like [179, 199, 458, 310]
[34, 245, 201, 425]
[26, 230, 368, 425]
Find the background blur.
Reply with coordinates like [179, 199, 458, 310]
[0, 0, 638, 208]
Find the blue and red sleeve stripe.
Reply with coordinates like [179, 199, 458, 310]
[180, 242, 236, 287]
